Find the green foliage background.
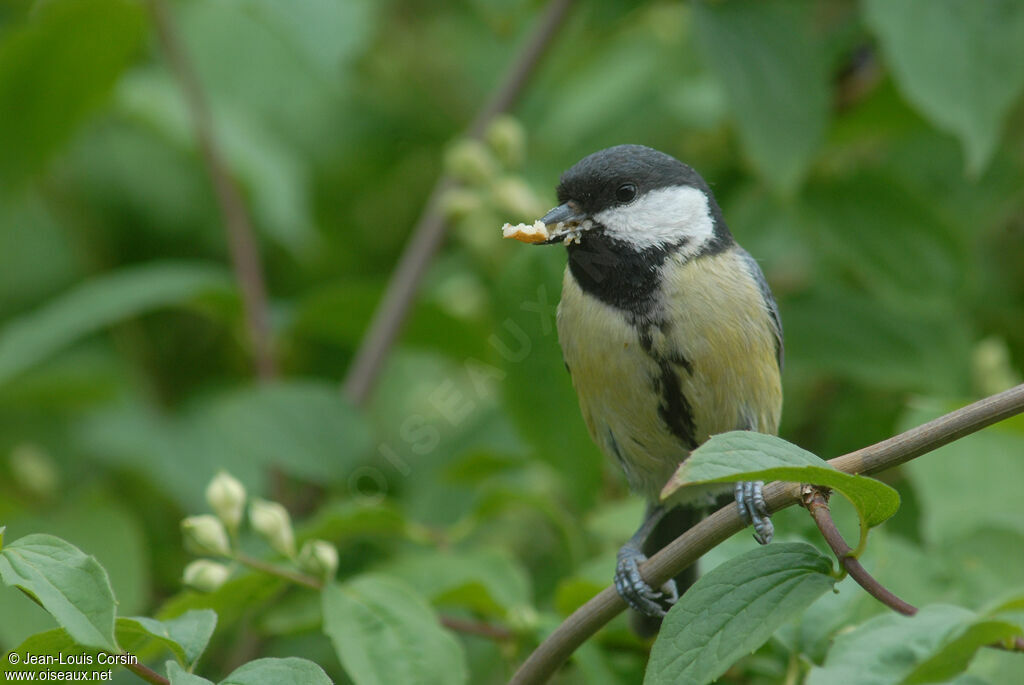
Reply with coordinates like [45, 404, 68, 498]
[2, 0, 1024, 683]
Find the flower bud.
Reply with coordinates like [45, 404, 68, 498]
[445, 139, 497, 185]
[9, 443, 60, 499]
[182, 560, 231, 593]
[485, 115, 526, 168]
[439, 187, 483, 221]
[181, 515, 231, 557]
[489, 176, 544, 221]
[249, 499, 296, 557]
[297, 539, 339, 581]
[205, 471, 246, 532]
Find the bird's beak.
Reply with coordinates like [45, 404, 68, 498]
[536, 203, 591, 245]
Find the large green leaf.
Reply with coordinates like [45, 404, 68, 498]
[0, 262, 231, 388]
[692, 0, 828, 192]
[1, 629, 97, 677]
[118, 610, 216, 669]
[0, 0, 144, 186]
[219, 657, 332, 685]
[863, 0, 1024, 174]
[166, 661, 215, 685]
[645, 542, 835, 685]
[807, 604, 1022, 685]
[662, 431, 900, 543]
[0, 535, 117, 652]
[323, 574, 468, 685]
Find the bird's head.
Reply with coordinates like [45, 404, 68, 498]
[534, 144, 732, 258]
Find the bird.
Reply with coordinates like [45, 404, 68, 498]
[524, 144, 783, 632]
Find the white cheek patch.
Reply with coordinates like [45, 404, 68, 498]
[593, 185, 715, 251]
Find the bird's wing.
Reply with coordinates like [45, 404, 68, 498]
[736, 247, 784, 371]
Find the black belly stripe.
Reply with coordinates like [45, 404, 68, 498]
[638, 324, 698, 450]
[654, 358, 698, 450]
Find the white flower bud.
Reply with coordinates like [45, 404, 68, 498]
[182, 560, 231, 593]
[249, 499, 296, 558]
[181, 515, 231, 557]
[297, 539, 339, 581]
[205, 471, 246, 532]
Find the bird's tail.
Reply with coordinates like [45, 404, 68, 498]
[630, 504, 702, 638]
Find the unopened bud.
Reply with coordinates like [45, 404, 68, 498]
[249, 499, 296, 558]
[205, 471, 246, 532]
[9, 443, 59, 498]
[439, 187, 483, 221]
[297, 539, 339, 581]
[490, 176, 544, 221]
[182, 560, 231, 593]
[485, 115, 526, 168]
[445, 139, 497, 185]
[181, 515, 231, 557]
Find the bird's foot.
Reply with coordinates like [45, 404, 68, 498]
[614, 545, 679, 617]
[735, 480, 773, 544]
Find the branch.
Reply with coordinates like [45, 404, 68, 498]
[149, 0, 277, 380]
[126, 661, 171, 685]
[801, 486, 916, 616]
[509, 383, 1024, 685]
[342, 0, 576, 405]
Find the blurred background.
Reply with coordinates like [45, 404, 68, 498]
[2, 0, 1024, 682]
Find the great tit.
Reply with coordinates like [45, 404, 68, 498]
[527, 144, 783, 631]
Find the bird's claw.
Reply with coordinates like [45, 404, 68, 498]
[736, 480, 774, 545]
[614, 546, 678, 617]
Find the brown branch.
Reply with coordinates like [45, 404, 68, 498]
[801, 486, 916, 616]
[126, 661, 171, 685]
[440, 615, 516, 642]
[149, 0, 277, 381]
[509, 383, 1024, 685]
[342, 0, 576, 405]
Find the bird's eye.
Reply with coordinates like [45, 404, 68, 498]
[615, 183, 637, 204]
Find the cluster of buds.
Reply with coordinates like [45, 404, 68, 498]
[180, 471, 339, 592]
[439, 117, 546, 266]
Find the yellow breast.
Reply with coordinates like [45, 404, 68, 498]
[556, 248, 782, 500]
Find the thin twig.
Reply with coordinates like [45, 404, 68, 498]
[149, 0, 277, 380]
[233, 552, 323, 590]
[440, 615, 516, 642]
[801, 486, 916, 616]
[342, 0, 576, 405]
[509, 383, 1024, 685]
[126, 661, 171, 685]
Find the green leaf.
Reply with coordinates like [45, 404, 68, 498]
[0, 0, 145, 186]
[0, 496, 149, 648]
[692, 0, 829, 192]
[662, 431, 900, 532]
[863, 0, 1024, 174]
[807, 605, 1022, 685]
[119, 610, 216, 668]
[0, 261, 231, 388]
[0, 534, 117, 652]
[377, 548, 532, 617]
[323, 574, 468, 685]
[219, 657, 332, 685]
[167, 661, 215, 685]
[1, 628, 96, 677]
[645, 542, 835, 685]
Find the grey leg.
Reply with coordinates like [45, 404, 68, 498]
[614, 504, 680, 617]
[735, 480, 773, 544]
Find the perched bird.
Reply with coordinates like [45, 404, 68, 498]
[523, 145, 783, 631]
